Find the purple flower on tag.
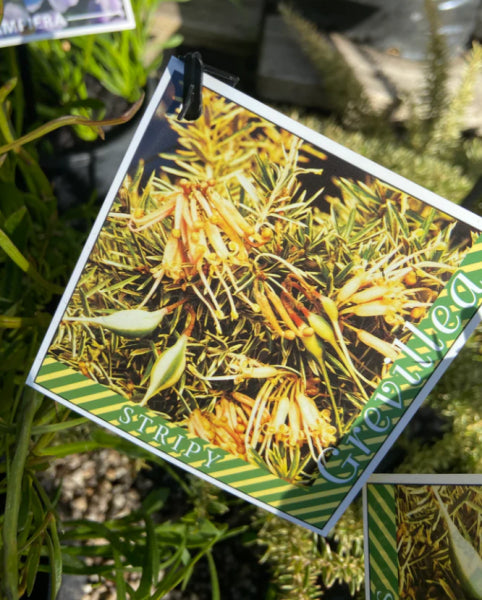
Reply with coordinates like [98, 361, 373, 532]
[87, 0, 124, 20]
[23, 0, 44, 13]
[46, 0, 79, 12]
[4, 2, 31, 21]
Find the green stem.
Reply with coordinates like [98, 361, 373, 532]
[6, 50, 23, 136]
[2, 387, 41, 600]
[206, 549, 220, 600]
[0, 90, 16, 145]
[315, 350, 343, 435]
[0, 95, 144, 155]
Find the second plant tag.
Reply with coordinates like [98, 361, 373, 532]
[27, 57, 482, 535]
[364, 474, 482, 600]
[0, 0, 135, 48]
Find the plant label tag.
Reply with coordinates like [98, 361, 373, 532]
[27, 57, 482, 536]
[364, 474, 482, 600]
[0, 0, 135, 47]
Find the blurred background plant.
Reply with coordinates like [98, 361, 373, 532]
[1, 0, 482, 598]
[26, 0, 185, 141]
[5, 0, 185, 141]
[279, 0, 482, 206]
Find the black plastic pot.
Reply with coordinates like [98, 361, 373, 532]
[41, 78, 158, 214]
[43, 118, 139, 212]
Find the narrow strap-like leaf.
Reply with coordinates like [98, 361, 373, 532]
[0, 228, 63, 294]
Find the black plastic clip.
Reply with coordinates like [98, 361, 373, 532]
[203, 64, 240, 88]
[178, 52, 240, 121]
[178, 52, 204, 121]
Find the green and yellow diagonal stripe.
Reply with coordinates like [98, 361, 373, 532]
[36, 356, 322, 522]
[36, 354, 362, 530]
[367, 483, 398, 599]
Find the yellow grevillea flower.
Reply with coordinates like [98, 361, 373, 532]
[244, 375, 337, 464]
[131, 179, 272, 325]
[187, 395, 257, 459]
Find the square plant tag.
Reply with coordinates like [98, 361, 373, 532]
[0, 0, 135, 47]
[364, 474, 482, 600]
[27, 57, 482, 536]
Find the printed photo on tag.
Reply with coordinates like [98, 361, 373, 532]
[364, 474, 482, 600]
[0, 0, 135, 47]
[27, 57, 482, 535]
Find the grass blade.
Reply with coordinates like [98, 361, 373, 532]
[206, 549, 220, 600]
[1, 388, 40, 600]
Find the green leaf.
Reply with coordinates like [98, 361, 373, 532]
[25, 539, 43, 597]
[36, 440, 102, 457]
[0, 78, 17, 104]
[142, 487, 170, 514]
[135, 510, 158, 598]
[4, 206, 28, 237]
[0, 227, 63, 294]
[45, 526, 62, 600]
[31, 417, 87, 435]
[1, 389, 41, 599]
[16, 475, 32, 538]
[59, 551, 86, 573]
[0, 96, 144, 154]
[113, 546, 127, 600]
[206, 550, 220, 600]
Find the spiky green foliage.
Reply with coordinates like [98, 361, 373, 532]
[428, 43, 482, 154]
[421, 0, 450, 131]
[300, 114, 475, 203]
[257, 4, 482, 599]
[280, 0, 482, 179]
[257, 515, 323, 600]
[395, 328, 482, 474]
[278, 3, 383, 132]
[256, 503, 364, 599]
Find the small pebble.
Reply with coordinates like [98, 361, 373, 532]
[38, 447, 148, 599]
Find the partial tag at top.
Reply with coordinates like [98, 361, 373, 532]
[27, 56, 482, 536]
[0, 0, 135, 48]
[364, 474, 482, 600]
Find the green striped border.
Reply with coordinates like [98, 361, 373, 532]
[36, 356, 324, 523]
[366, 482, 398, 599]
[36, 354, 379, 530]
